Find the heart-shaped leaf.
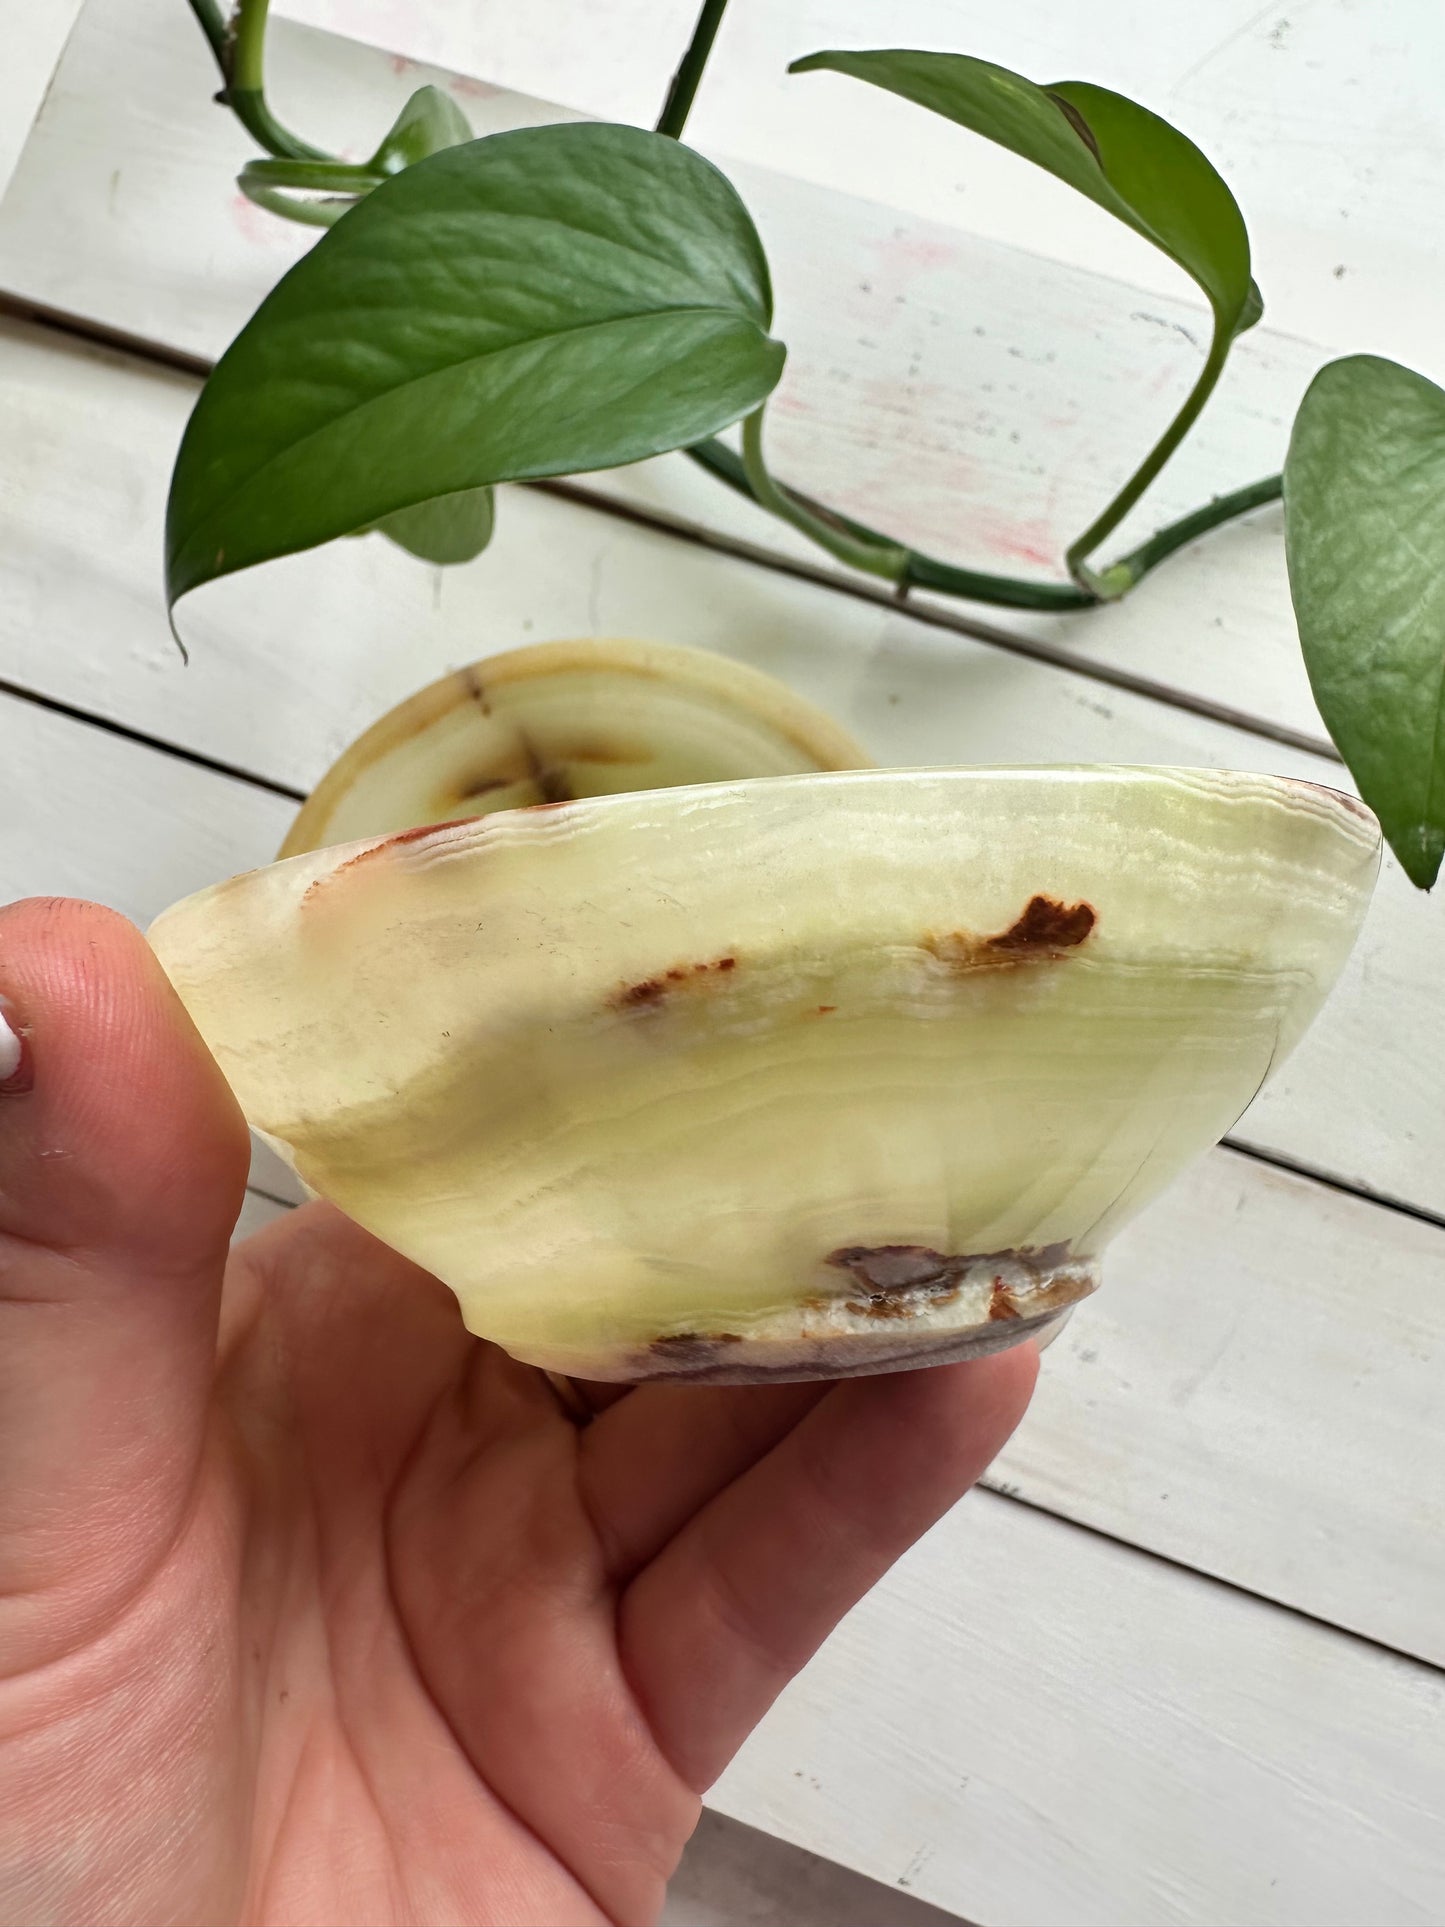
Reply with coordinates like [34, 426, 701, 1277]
[789, 50, 1258, 336]
[367, 484, 495, 565]
[370, 85, 473, 173]
[167, 122, 784, 607]
[1285, 355, 1445, 889]
[790, 50, 1259, 576]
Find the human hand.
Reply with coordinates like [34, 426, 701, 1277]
[0, 898, 1036, 1927]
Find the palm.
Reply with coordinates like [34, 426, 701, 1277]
[0, 900, 1034, 1927]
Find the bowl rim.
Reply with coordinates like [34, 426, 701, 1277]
[279, 636, 874, 859]
[302, 759, 1381, 863]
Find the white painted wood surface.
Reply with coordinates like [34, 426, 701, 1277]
[6, 3, 1445, 1922]
[714, 1488, 1445, 1927]
[0, 0, 83, 205]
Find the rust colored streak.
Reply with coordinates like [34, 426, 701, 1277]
[987, 894, 1096, 955]
[815, 1004, 837, 1016]
[460, 667, 492, 715]
[516, 727, 574, 805]
[302, 818, 474, 905]
[610, 955, 741, 1011]
[926, 894, 1096, 971]
[988, 1278, 1021, 1321]
[616, 978, 667, 1009]
[827, 1240, 1081, 1323]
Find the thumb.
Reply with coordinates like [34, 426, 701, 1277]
[0, 898, 249, 1661]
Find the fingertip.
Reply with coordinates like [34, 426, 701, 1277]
[0, 896, 250, 1261]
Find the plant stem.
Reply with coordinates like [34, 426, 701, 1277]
[689, 436, 1282, 612]
[690, 436, 1093, 607]
[1098, 471, 1282, 597]
[240, 157, 384, 193]
[655, 0, 730, 139]
[1064, 329, 1231, 589]
[236, 180, 355, 227]
[186, 0, 228, 67]
[187, 0, 329, 161]
[739, 413, 909, 580]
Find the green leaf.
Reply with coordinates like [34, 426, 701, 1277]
[1285, 355, 1445, 890]
[166, 122, 784, 607]
[789, 50, 1256, 336]
[369, 85, 472, 173]
[790, 49, 1258, 576]
[367, 484, 494, 564]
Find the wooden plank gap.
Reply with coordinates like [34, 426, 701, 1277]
[0, 673, 308, 804]
[1221, 1136, 1445, 1235]
[243, 1181, 299, 1212]
[974, 1475, 1445, 1685]
[0, 288, 212, 379]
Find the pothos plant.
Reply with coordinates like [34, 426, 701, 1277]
[171, 0, 1445, 891]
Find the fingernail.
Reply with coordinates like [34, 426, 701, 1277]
[0, 995, 33, 1094]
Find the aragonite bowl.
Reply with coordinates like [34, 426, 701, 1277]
[150, 765, 1379, 1382]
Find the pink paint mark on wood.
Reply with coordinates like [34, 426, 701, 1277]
[880, 234, 961, 273]
[388, 52, 414, 75]
[970, 509, 1064, 573]
[988, 529, 1057, 570]
[228, 190, 304, 255]
[858, 230, 964, 305]
[771, 389, 812, 419]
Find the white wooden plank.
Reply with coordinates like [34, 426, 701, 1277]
[0, 317, 1440, 1223]
[715, 1489, 1445, 1927]
[282, 0, 1445, 376]
[0, 0, 84, 207]
[7, 689, 1445, 1673]
[0, 0, 1344, 743]
[0, 691, 290, 915]
[997, 1147, 1445, 1665]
